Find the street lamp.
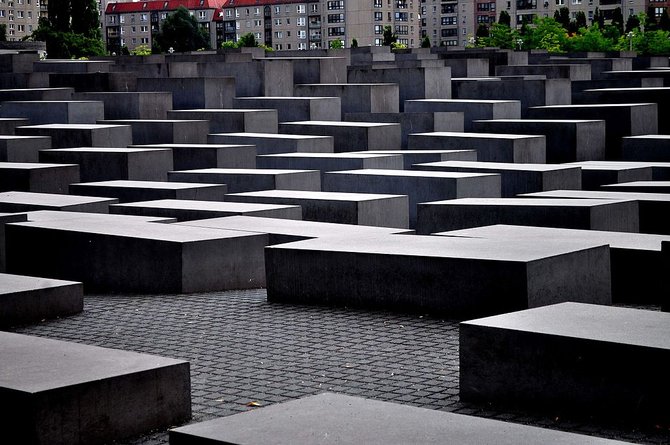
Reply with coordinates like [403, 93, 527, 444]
[627, 31, 634, 51]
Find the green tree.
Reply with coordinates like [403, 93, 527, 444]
[660, 9, 670, 31]
[564, 24, 615, 52]
[619, 29, 670, 54]
[575, 11, 587, 30]
[524, 17, 568, 52]
[593, 7, 605, 29]
[476, 23, 489, 38]
[71, 0, 101, 38]
[237, 32, 258, 47]
[0, 24, 6, 42]
[611, 7, 624, 35]
[351, 38, 358, 48]
[382, 25, 397, 45]
[30, 17, 105, 58]
[477, 22, 518, 49]
[499, 11, 511, 27]
[625, 14, 641, 33]
[329, 39, 343, 49]
[421, 36, 431, 48]
[554, 7, 570, 31]
[646, 6, 658, 31]
[155, 6, 210, 52]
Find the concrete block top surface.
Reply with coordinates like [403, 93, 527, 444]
[437, 224, 668, 251]
[0, 162, 78, 170]
[0, 191, 117, 206]
[1, 100, 101, 105]
[169, 392, 626, 445]
[0, 331, 188, 393]
[415, 161, 579, 172]
[259, 153, 402, 160]
[329, 169, 499, 179]
[113, 199, 301, 213]
[523, 189, 670, 202]
[11, 218, 263, 243]
[625, 135, 670, 140]
[473, 119, 603, 124]
[213, 132, 331, 140]
[173, 168, 319, 175]
[412, 132, 544, 140]
[131, 143, 254, 149]
[584, 87, 670, 92]
[0, 135, 50, 141]
[23, 209, 174, 223]
[265, 232, 605, 262]
[75, 180, 221, 190]
[18, 123, 130, 130]
[0, 87, 73, 94]
[408, 99, 520, 104]
[566, 161, 661, 171]
[532, 103, 655, 109]
[100, 119, 209, 124]
[170, 109, 275, 113]
[280, 121, 399, 128]
[179, 216, 412, 238]
[0, 272, 81, 295]
[227, 190, 406, 201]
[602, 181, 670, 188]
[364, 150, 476, 155]
[461, 302, 670, 350]
[297, 83, 397, 87]
[424, 197, 634, 207]
[236, 96, 339, 100]
[42, 147, 170, 154]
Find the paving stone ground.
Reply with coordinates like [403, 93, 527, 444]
[11, 289, 670, 445]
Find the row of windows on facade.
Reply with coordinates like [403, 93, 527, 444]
[235, 9, 414, 29]
[0, 9, 33, 18]
[108, 10, 208, 24]
[0, 0, 36, 5]
[1, 22, 30, 33]
[225, 3, 313, 17]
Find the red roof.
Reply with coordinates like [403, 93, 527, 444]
[106, 0, 226, 14]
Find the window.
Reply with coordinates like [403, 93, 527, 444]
[274, 6, 280, 13]
[310, 4, 318, 12]
[441, 16, 456, 25]
[328, 13, 344, 22]
[226, 9, 232, 17]
[274, 30, 283, 38]
[255, 7, 260, 15]
[327, 0, 344, 9]
[141, 37, 149, 43]
[298, 29, 306, 38]
[441, 4, 455, 13]
[374, 0, 382, 6]
[374, 24, 383, 33]
[286, 17, 290, 24]
[255, 32, 261, 39]
[395, 24, 408, 34]
[274, 18, 281, 25]
[374, 11, 382, 20]
[571, 0, 581, 4]
[327, 26, 345, 36]
[132, 26, 136, 32]
[298, 42, 307, 49]
[254, 19, 261, 26]
[161, 12, 167, 19]
[441, 28, 457, 36]
[198, 10, 206, 19]
[297, 4, 305, 13]
[374, 38, 382, 46]
[394, 11, 408, 20]
[140, 13, 147, 21]
[275, 43, 283, 49]
[286, 5, 290, 12]
[297, 17, 305, 26]
[141, 25, 148, 32]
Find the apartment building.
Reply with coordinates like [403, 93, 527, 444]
[0, 0, 41, 41]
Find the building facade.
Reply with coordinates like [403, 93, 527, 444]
[0, 0, 41, 41]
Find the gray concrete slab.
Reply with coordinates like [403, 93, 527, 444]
[471, 119, 606, 163]
[528, 103, 658, 159]
[70, 180, 227, 203]
[16, 123, 133, 148]
[225, 190, 408, 228]
[416, 198, 639, 234]
[0, 100, 105, 125]
[278, 121, 401, 152]
[0, 331, 191, 443]
[130, 143, 256, 170]
[0, 87, 74, 102]
[0, 118, 30, 135]
[265, 233, 611, 317]
[0, 135, 51, 162]
[436, 224, 668, 305]
[622, 134, 670, 161]
[0, 212, 28, 272]
[209, 132, 334, 155]
[362, 149, 477, 168]
[564, 161, 654, 190]
[168, 168, 321, 193]
[167, 109, 278, 134]
[460, 302, 670, 424]
[39, 147, 174, 182]
[76, 92, 173, 119]
[404, 99, 521, 131]
[0, 162, 80, 194]
[136, 77, 236, 109]
[178, 215, 413, 245]
[413, 161, 581, 197]
[6, 218, 268, 292]
[98, 119, 209, 145]
[407, 132, 546, 163]
[110, 199, 302, 222]
[294, 83, 399, 115]
[256, 152, 403, 181]
[324, 169, 500, 227]
[169, 393, 626, 445]
[0, 272, 83, 328]
[601, 181, 670, 194]
[232, 97, 341, 122]
[0, 191, 116, 213]
[496, 64, 591, 80]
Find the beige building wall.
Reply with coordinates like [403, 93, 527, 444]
[0, 0, 41, 41]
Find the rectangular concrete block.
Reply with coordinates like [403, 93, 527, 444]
[70, 180, 227, 203]
[169, 393, 625, 445]
[416, 198, 639, 235]
[324, 169, 500, 227]
[209, 133, 334, 155]
[364, 149, 477, 169]
[6, 218, 268, 292]
[17, 123, 133, 148]
[265, 234, 611, 317]
[0, 191, 117, 214]
[496, 64, 591, 80]
[131, 143, 256, 170]
[294, 83, 399, 115]
[413, 161, 581, 197]
[601, 181, 670, 194]
[472, 119, 606, 163]
[564, 161, 653, 190]
[110, 199, 302, 222]
[226, 190, 409, 228]
[232, 97, 341, 122]
[76, 92, 173, 119]
[0, 87, 74, 102]
[460, 303, 669, 425]
[167, 109, 278, 134]
[39, 147, 174, 182]
[622, 135, 670, 161]
[136, 77, 236, 109]
[169, 168, 321, 193]
[0, 273, 83, 328]
[278, 121, 401, 152]
[408, 132, 546, 163]
[0, 331, 191, 443]
[0, 162, 80, 194]
[98, 119, 209, 145]
[404, 99, 521, 131]
[0, 135, 51, 162]
[0, 101, 105, 125]
[0, 118, 30, 135]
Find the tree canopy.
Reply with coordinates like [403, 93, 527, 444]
[154, 6, 210, 53]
